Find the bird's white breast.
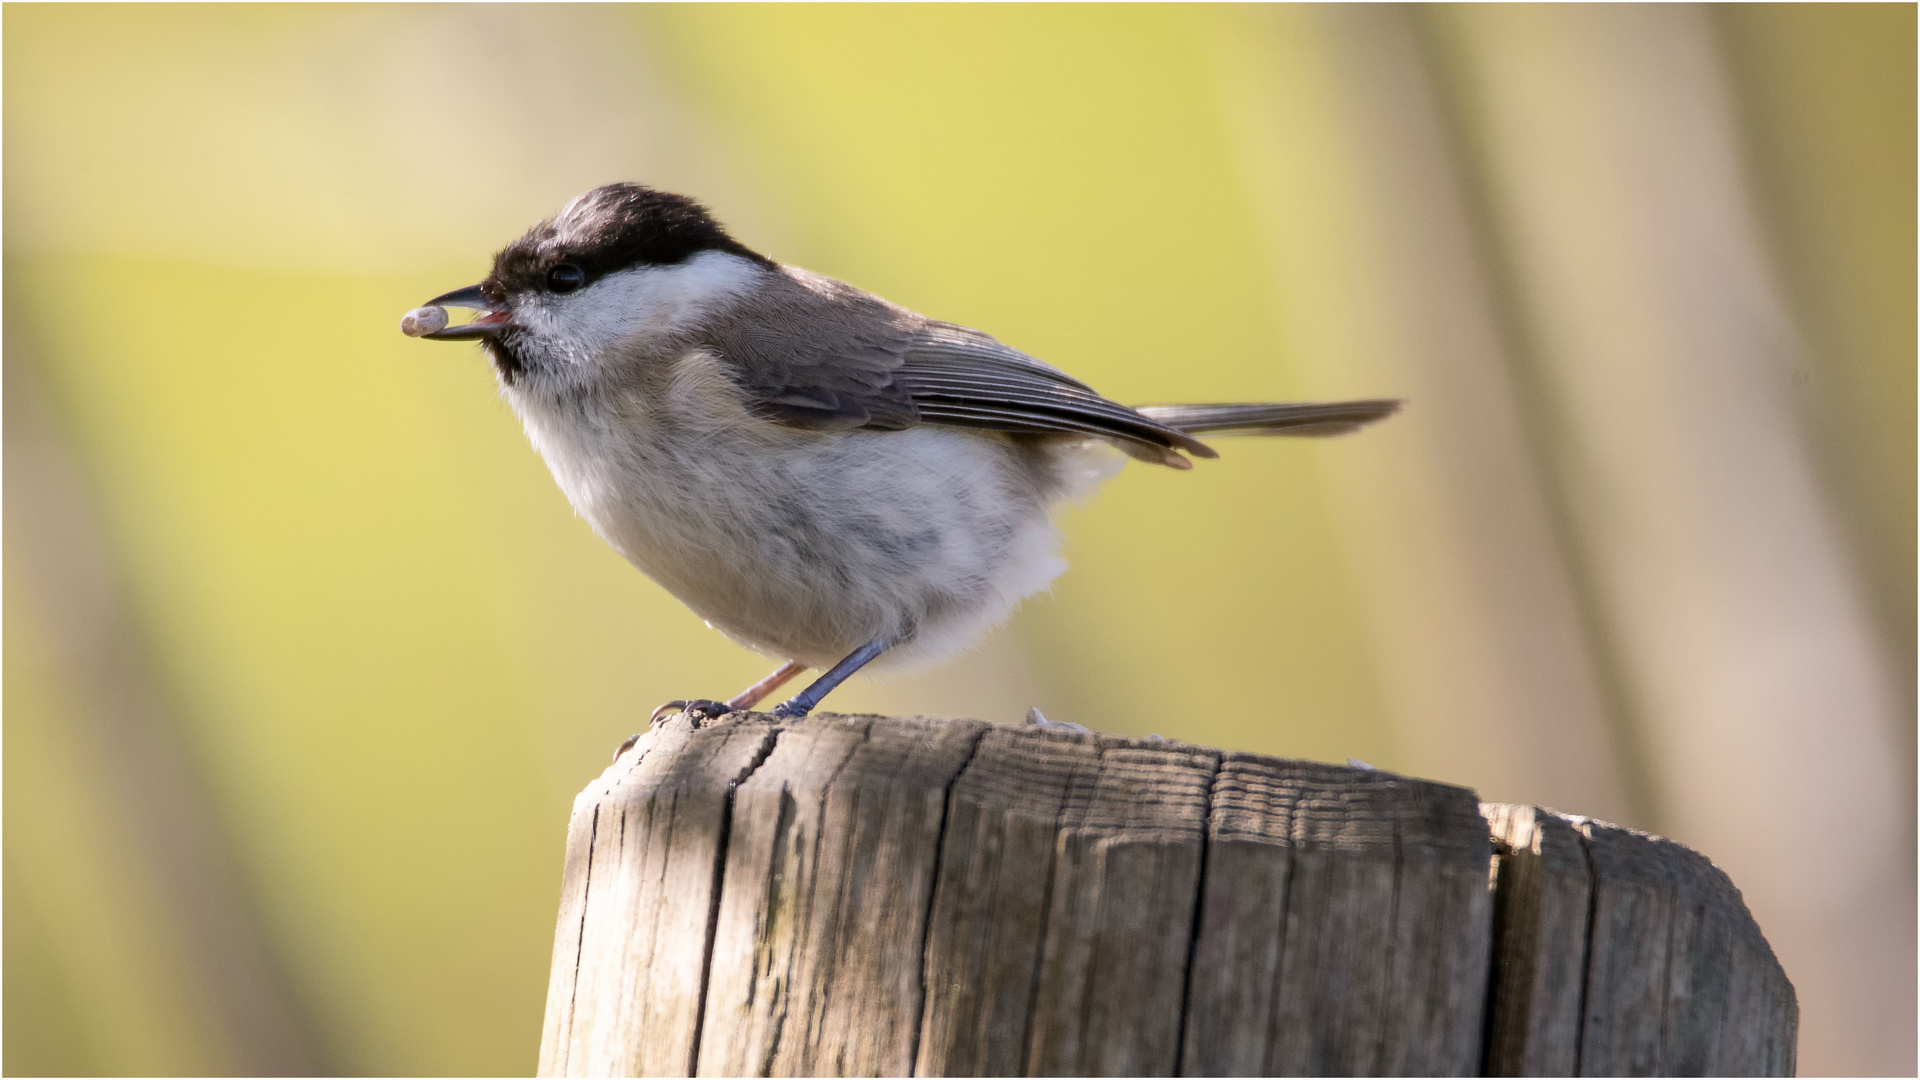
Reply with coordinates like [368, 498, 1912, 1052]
[506, 347, 1118, 670]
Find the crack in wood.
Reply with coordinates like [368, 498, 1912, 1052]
[1573, 820, 1599, 1074]
[686, 727, 781, 1075]
[907, 725, 990, 1077]
[1169, 752, 1223, 1075]
[554, 803, 600, 1078]
[699, 714, 989, 1076]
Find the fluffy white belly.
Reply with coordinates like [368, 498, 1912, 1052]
[508, 356, 1118, 670]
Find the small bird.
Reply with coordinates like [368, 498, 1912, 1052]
[403, 184, 1397, 724]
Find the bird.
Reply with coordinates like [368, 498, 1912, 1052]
[402, 183, 1398, 727]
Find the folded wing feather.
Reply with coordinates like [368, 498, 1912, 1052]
[703, 269, 1398, 464]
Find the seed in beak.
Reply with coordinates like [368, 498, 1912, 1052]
[400, 306, 449, 337]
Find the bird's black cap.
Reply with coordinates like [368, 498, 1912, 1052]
[486, 183, 773, 301]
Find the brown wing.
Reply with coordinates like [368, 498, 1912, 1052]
[897, 323, 1215, 459]
[704, 268, 1212, 461]
[703, 270, 921, 431]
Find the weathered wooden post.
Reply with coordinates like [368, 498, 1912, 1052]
[538, 712, 1795, 1077]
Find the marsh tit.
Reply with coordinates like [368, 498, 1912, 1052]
[402, 183, 1397, 724]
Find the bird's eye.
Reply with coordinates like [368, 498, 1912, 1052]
[547, 263, 586, 294]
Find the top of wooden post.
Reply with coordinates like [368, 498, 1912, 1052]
[538, 711, 1795, 1077]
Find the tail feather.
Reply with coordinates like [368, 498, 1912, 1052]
[1136, 399, 1402, 438]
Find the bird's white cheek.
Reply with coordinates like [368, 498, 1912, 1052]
[557, 252, 764, 354]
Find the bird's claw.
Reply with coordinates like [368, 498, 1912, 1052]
[771, 701, 810, 719]
[612, 732, 643, 763]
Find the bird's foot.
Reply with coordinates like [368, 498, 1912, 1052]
[619, 700, 737, 761]
[649, 698, 735, 726]
[770, 700, 811, 719]
[682, 699, 734, 723]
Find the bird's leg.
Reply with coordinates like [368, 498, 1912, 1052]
[727, 660, 808, 712]
[771, 639, 889, 719]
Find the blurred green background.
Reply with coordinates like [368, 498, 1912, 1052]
[4, 4, 1911, 1075]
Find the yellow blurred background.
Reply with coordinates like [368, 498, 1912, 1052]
[4, 4, 1909, 1075]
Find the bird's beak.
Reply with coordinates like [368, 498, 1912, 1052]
[404, 283, 513, 340]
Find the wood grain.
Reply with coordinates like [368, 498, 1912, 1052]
[1182, 755, 1493, 1076]
[538, 714, 1796, 1077]
[1022, 738, 1219, 1077]
[538, 717, 779, 1077]
[913, 727, 1103, 1077]
[696, 713, 989, 1077]
[1483, 805, 1798, 1077]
